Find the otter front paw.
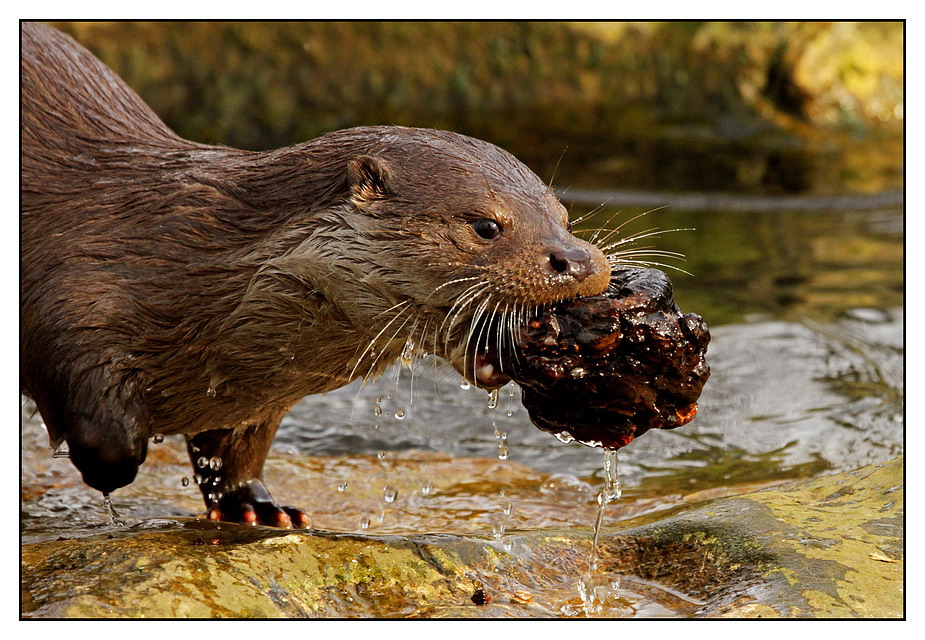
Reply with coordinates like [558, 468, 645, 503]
[207, 479, 312, 529]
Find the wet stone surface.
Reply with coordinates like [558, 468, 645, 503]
[21, 427, 903, 618]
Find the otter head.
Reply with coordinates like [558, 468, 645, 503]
[320, 127, 610, 388]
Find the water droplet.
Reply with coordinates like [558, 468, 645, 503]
[502, 501, 512, 515]
[487, 388, 499, 409]
[492, 523, 505, 539]
[374, 405, 382, 417]
[196, 457, 208, 469]
[360, 516, 370, 530]
[375, 395, 383, 404]
[374, 423, 380, 430]
[181, 477, 190, 487]
[209, 457, 222, 471]
[401, 338, 415, 368]
[377, 450, 386, 461]
[493, 422, 501, 438]
[193, 474, 203, 485]
[497, 441, 509, 460]
[376, 510, 386, 523]
[421, 480, 433, 495]
[383, 485, 397, 503]
[553, 431, 574, 444]
[508, 384, 516, 397]
[337, 480, 348, 492]
[152, 434, 164, 444]
[206, 386, 216, 397]
[394, 409, 405, 420]
[506, 409, 513, 417]
[459, 379, 471, 390]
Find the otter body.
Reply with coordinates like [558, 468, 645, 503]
[21, 22, 610, 527]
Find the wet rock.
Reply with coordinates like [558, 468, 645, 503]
[511, 267, 710, 448]
[21, 457, 902, 618]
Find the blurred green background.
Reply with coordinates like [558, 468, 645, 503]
[54, 21, 903, 196]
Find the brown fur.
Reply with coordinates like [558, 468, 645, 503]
[20, 22, 609, 511]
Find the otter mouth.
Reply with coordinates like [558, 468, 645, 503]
[471, 348, 511, 389]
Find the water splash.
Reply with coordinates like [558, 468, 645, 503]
[102, 494, 127, 527]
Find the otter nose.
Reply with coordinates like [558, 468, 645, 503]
[547, 247, 594, 282]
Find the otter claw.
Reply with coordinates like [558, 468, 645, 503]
[207, 481, 311, 529]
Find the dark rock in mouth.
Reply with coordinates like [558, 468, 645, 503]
[506, 267, 711, 450]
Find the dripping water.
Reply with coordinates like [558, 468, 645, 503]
[579, 448, 622, 616]
[102, 494, 127, 527]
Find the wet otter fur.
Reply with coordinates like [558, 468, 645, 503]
[20, 22, 610, 527]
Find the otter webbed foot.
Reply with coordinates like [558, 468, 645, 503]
[207, 479, 311, 529]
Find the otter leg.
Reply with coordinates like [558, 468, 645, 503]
[186, 421, 310, 529]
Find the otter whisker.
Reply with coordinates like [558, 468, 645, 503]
[547, 146, 568, 192]
[442, 282, 491, 365]
[465, 293, 494, 384]
[442, 281, 490, 339]
[606, 256, 694, 276]
[608, 248, 688, 260]
[588, 208, 625, 246]
[586, 206, 671, 250]
[602, 227, 693, 252]
[497, 302, 510, 374]
[348, 299, 413, 383]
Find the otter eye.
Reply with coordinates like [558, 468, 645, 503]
[471, 218, 502, 240]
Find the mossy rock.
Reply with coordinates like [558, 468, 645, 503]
[21, 457, 902, 618]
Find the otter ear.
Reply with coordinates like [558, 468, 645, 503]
[347, 155, 392, 203]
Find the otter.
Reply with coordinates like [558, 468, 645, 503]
[20, 22, 610, 527]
